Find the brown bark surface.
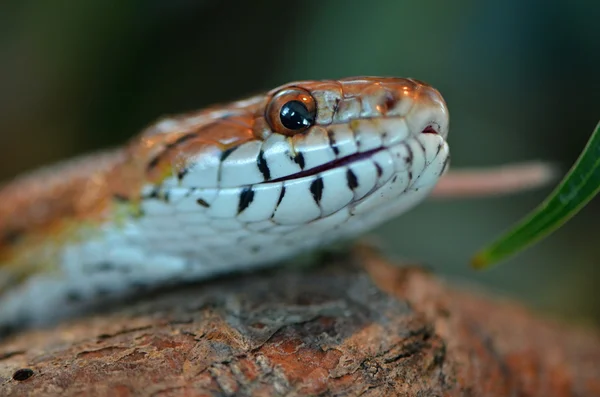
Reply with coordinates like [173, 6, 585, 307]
[0, 247, 599, 397]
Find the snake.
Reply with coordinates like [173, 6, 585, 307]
[0, 75, 517, 331]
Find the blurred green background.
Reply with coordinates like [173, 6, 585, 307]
[1, 1, 599, 325]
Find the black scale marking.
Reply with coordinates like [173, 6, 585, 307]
[292, 152, 306, 170]
[310, 177, 324, 204]
[238, 187, 255, 214]
[196, 198, 210, 208]
[275, 186, 286, 208]
[327, 129, 340, 156]
[257, 150, 271, 180]
[346, 169, 359, 190]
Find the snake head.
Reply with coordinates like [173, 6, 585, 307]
[120, 76, 449, 264]
[0, 77, 450, 329]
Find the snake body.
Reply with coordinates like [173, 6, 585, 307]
[0, 77, 449, 329]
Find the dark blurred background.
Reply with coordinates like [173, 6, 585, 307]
[1, 1, 599, 325]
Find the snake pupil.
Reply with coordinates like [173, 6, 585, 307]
[280, 100, 313, 130]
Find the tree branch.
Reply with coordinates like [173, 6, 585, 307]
[1, 247, 599, 396]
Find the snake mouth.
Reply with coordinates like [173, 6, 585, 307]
[268, 147, 384, 183]
[268, 125, 439, 184]
[421, 125, 439, 135]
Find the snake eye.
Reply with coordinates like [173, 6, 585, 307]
[266, 88, 316, 136]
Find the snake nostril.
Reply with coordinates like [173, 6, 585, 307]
[384, 93, 397, 113]
[421, 125, 438, 134]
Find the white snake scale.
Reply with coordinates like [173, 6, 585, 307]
[0, 77, 451, 330]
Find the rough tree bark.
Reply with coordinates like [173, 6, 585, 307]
[0, 246, 599, 396]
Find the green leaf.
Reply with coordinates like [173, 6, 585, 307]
[472, 120, 600, 269]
